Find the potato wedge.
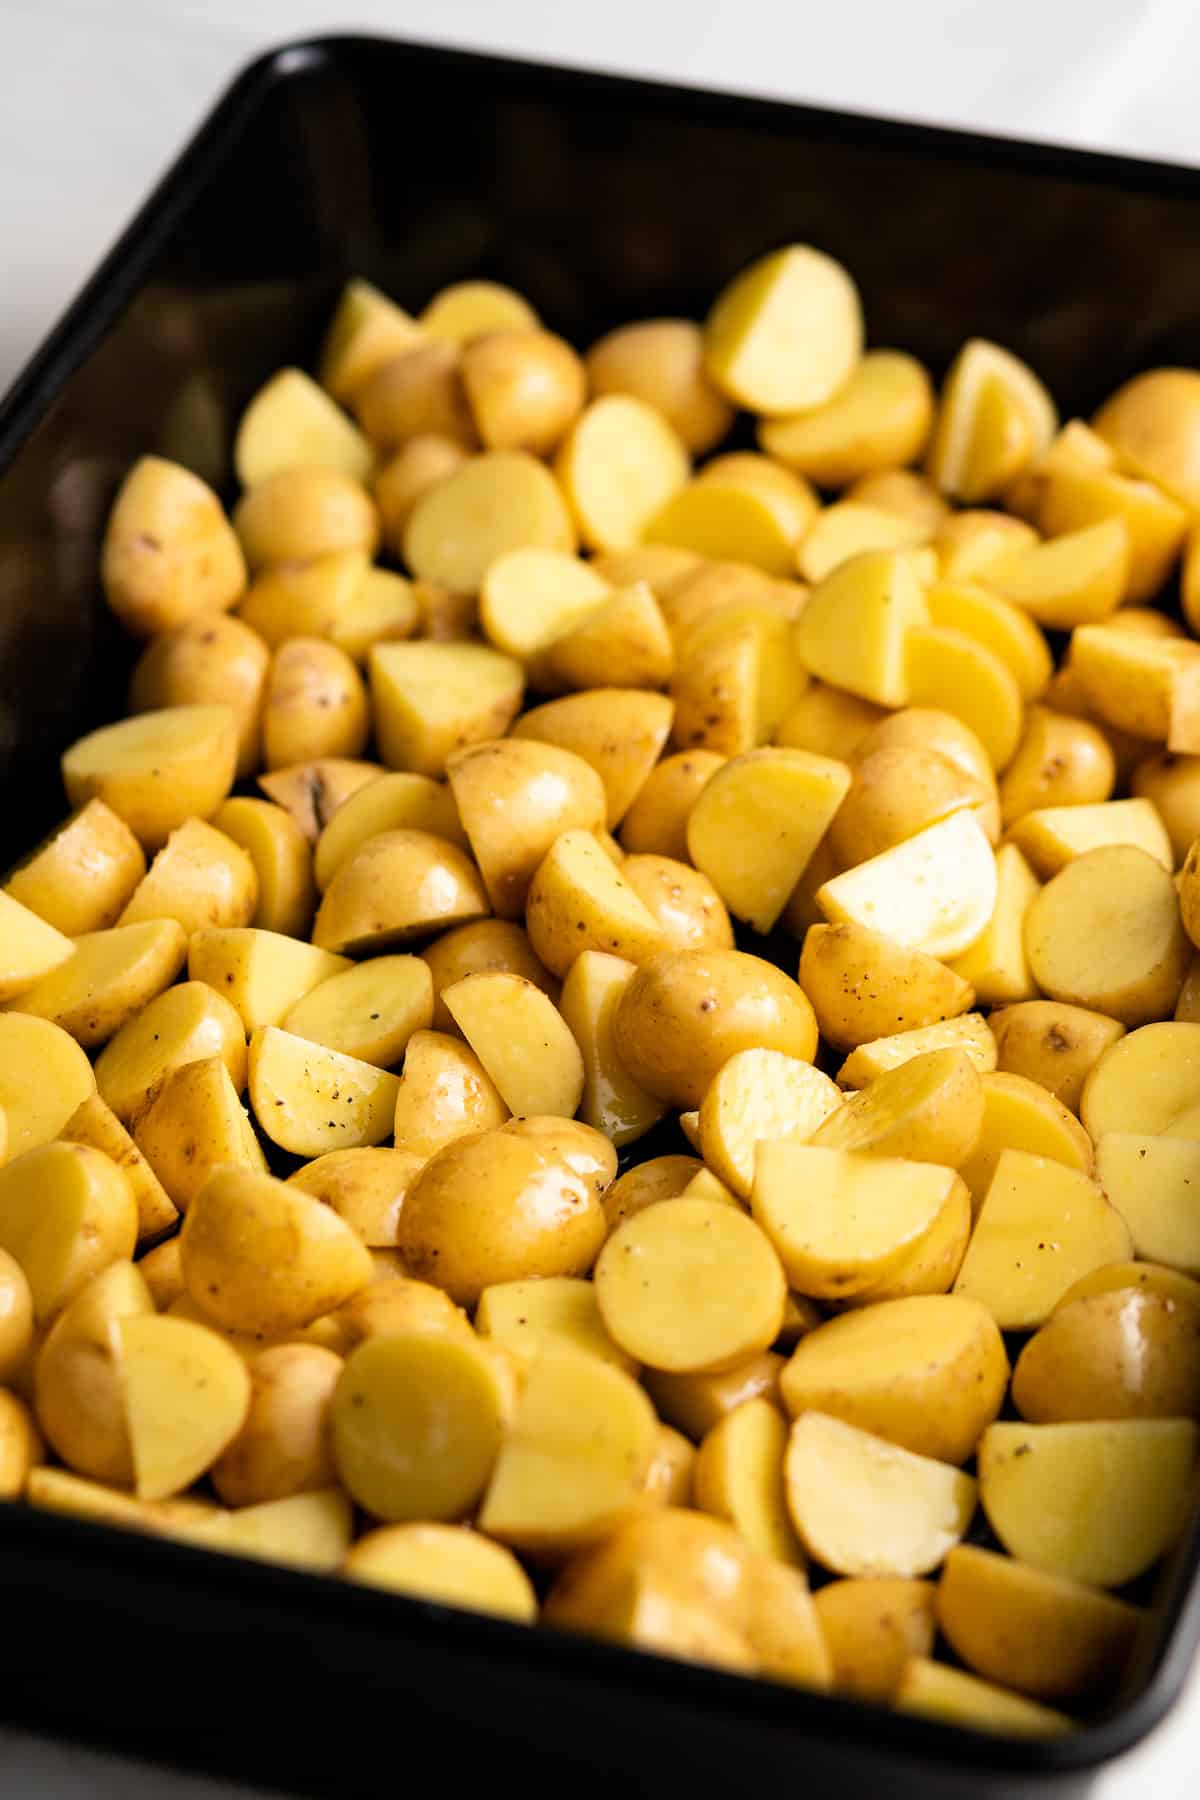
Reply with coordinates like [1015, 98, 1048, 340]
[618, 749, 725, 860]
[476, 1275, 635, 1376]
[0, 1014, 97, 1158]
[555, 395, 689, 552]
[759, 350, 933, 485]
[187, 928, 348, 1037]
[0, 1142, 137, 1324]
[101, 457, 246, 637]
[212, 796, 315, 939]
[4, 799, 145, 938]
[895, 1659, 1071, 1737]
[32, 1260, 153, 1483]
[236, 366, 374, 487]
[280, 955, 432, 1068]
[1080, 1021, 1200, 1141]
[836, 1014, 996, 1088]
[460, 327, 586, 455]
[441, 971, 584, 1119]
[391, 1028, 508, 1160]
[6, 919, 186, 1048]
[95, 981, 245, 1124]
[0, 893, 70, 1003]
[693, 1398, 804, 1567]
[957, 1071, 1094, 1210]
[344, 1522, 537, 1621]
[405, 450, 575, 590]
[704, 244, 862, 414]
[370, 639, 524, 777]
[118, 1312, 252, 1501]
[234, 466, 379, 571]
[61, 705, 239, 852]
[903, 626, 1024, 772]
[447, 738, 606, 918]
[524, 828, 665, 977]
[947, 842, 1040, 1007]
[312, 828, 488, 955]
[1093, 1133, 1200, 1275]
[558, 952, 666, 1148]
[814, 1578, 937, 1704]
[585, 319, 733, 455]
[818, 811, 997, 961]
[133, 1055, 265, 1211]
[809, 1048, 984, 1168]
[247, 1026, 400, 1158]
[998, 705, 1115, 826]
[698, 1048, 841, 1200]
[512, 688, 674, 827]
[798, 922, 975, 1053]
[794, 549, 928, 706]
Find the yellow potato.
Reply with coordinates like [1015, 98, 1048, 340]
[818, 810, 997, 962]
[369, 639, 524, 777]
[101, 456, 246, 637]
[422, 918, 557, 1034]
[246, 1025, 400, 1157]
[814, 1578, 937, 1704]
[237, 548, 369, 647]
[658, 558, 796, 641]
[836, 1013, 997, 1088]
[926, 339, 1056, 502]
[404, 450, 575, 590]
[1092, 1133, 1200, 1275]
[315, 776, 465, 898]
[704, 244, 862, 414]
[479, 1344, 657, 1554]
[954, 1150, 1131, 1328]
[988, 1001, 1124, 1113]
[133, 1235, 183, 1309]
[353, 341, 477, 451]
[95, 980, 245, 1123]
[325, 1276, 474, 1356]
[9, 920, 183, 1055]
[319, 278, 424, 404]
[212, 796, 315, 939]
[1072, 625, 1200, 754]
[209, 1340, 342, 1506]
[0, 1139, 137, 1325]
[1059, 1260, 1200, 1309]
[558, 951, 666, 1148]
[937, 1545, 1141, 1704]
[978, 1417, 1197, 1587]
[554, 394, 690, 553]
[947, 841, 1040, 1007]
[24, 1466, 220, 1539]
[614, 947, 818, 1109]
[461, 327, 585, 454]
[640, 1424, 697, 1506]
[780, 1293, 1007, 1465]
[645, 1350, 785, 1443]
[181, 1164, 372, 1334]
[784, 1412, 977, 1578]
[686, 747, 850, 934]
[1177, 955, 1200, 1022]
[799, 922, 975, 1053]
[188, 928, 348, 1036]
[617, 854, 732, 953]
[132, 1054, 265, 1210]
[258, 760, 382, 843]
[646, 474, 804, 578]
[903, 626, 1024, 772]
[117, 818, 258, 936]
[895, 1658, 1071, 1737]
[847, 469, 946, 534]
[0, 1016, 94, 1162]
[956, 1071, 1094, 1212]
[391, 1028, 508, 1160]
[602, 1156, 702, 1233]
[998, 705, 1116, 826]
[615, 751, 724, 860]
[478, 547, 605, 668]
[512, 688, 674, 827]
[374, 436, 468, 554]
[261, 637, 369, 770]
[935, 507, 1039, 579]
[118, 1312, 251, 1500]
[31, 1259, 152, 1483]
[312, 828, 488, 955]
[0, 1388, 42, 1499]
[233, 466, 380, 570]
[447, 738, 605, 918]
[524, 828, 665, 977]
[476, 1274, 636, 1376]
[543, 580, 675, 693]
[795, 502, 931, 585]
[831, 746, 997, 870]
[396, 1126, 607, 1307]
[1132, 751, 1200, 865]
[1081, 1022, 1200, 1143]
[759, 350, 933, 485]
[838, 1176, 972, 1307]
[584, 319, 734, 455]
[925, 581, 1053, 704]
[440, 970, 584, 1119]
[693, 1396, 803, 1565]
[0, 1245, 34, 1384]
[1025, 844, 1188, 1026]
[794, 549, 928, 706]
[235, 366, 374, 487]
[192, 1487, 353, 1572]
[344, 1522, 537, 1622]
[287, 1146, 421, 1247]
[5, 799, 146, 938]
[1092, 367, 1200, 509]
[420, 279, 538, 343]
[1038, 461, 1187, 603]
[810, 1048, 984, 1168]
[670, 607, 798, 758]
[595, 1198, 785, 1374]
[1013, 1283, 1200, 1421]
[130, 613, 269, 778]
[61, 705, 239, 852]
[698, 1048, 842, 1200]
[1010, 797, 1172, 879]
[752, 1144, 960, 1300]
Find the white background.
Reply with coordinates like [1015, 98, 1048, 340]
[1, 1, 1198, 1793]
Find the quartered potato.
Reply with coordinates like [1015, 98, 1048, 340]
[814, 1578, 937, 1704]
[247, 1026, 400, 1158]
[698, 1047, 842, 1199]
[345, 1522, 537, 1621]
[4, 799, 146, 938]
[102, 457, 247, 637]
[61, 706, 239, 852]
[799, 921, 976, 1053]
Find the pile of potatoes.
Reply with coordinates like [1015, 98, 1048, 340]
[5, 246, 1200, 1740]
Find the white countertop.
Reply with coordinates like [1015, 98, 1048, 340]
[2, 1, 1198, 1792]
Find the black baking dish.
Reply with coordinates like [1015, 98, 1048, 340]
[1, 33, 1199, 1800]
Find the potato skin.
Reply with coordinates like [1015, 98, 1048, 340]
[211, 1342, 342, 1506]
[988, 1001, 1125, 1113]
[799, 923, 975, 1052]
[102, 457, 246, 636]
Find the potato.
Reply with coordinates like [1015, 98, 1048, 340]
[374, 436, 468, 552]
[1025, 844, 1188, 1027]
[954, 1150, 1131, 1328]
[524, 828, 665, 977]
[479, 1345, 657, 1554]
[286, 1147, 419, 1248]
[0, 1015, 96, 1158]
[957, 1072, 1094, 1209]
[422, 919, 556, 1034]
[212, 796, 315, 939]
[988, 1001, 1124, 1113]
[758, 350, 932, 485]
[784, 1412, 977, 1578]
[794, 549, 927, 707]
[903, 626, 1024, 773]
[978, 1417, 1197, 1588]
[543, 581, 675, 694]
[998, 706, 1115, 827]
[946, 842, 1040, 1007]
[640, 1424, 697, 1507]
[684, 747, 849, 935]
[255, 942, 420, 1063]
[391, 1029, 507, 1160]
[602, 1156, 702, 1233]
[135, 1237, 183, 1310]
[698, 1048, 841, 1200]
[798, 922, 975, 1053]
[24, 1466, 220, 1539]
[181, 1165, 372, 1335]
[439, 970, 583, 1120]
[617, 750, 724, 860]
[0, 1246, 33, 1384]
[594, 1198, 784, 1374]
[1092, 367, 1200, 509]
[344, 1521, 537, 1621]
[0, 1140, 137, 1325]
[446, 738, 605, 919]
[312, 828, 488, 956]
[369, 639, 524, 777]
[895, 1659, 1071, 1737]
[32, 1259, 153, 1482]
[937, 1545, 1140, 1705]
[318, 278, 424, 403]
[0, 1388, 42, 1499]
[923, 581, 1052, 705]
[692, 1397, 804, 1566]
[836, 1013, 996, 1088]
[117, 1312, 251, 1501]
[1058, 1259, 1200, 1310]
[246, 1025, 399, 1157]
[314, 776, 464, 896]
[236, 547, 369, 647]
[926, 340, 1056, 501]
[831, 746, 995, 871]
[780, 1294, 1006, 1466]
[810, 1049, 983, 1168]
[839, 1177, 972, 1307]
[9, 919, 185, 1049]
[235, 367, 374, 487]
[61, 705, 238, 852]
[461, 327, 585, 454]
[133, 1054, 265, 1211]
[193, 1487, 353, 1572]
[555, 395, 689, 552]
[1081, 1021, 1200, 1141]
[645, 1350, 784, 1443]
[4, 799, 145, 938]
[477, 546, 608, 670]
[354, 340, 477, 451]
[95, 980, 245, 1123]
[705, 244, 862, 414]
[796, 503, 931, 587]
[421, 279, 538, 343]
[476, 1274, 635, 1376]
[130, 614, 268, 779]
[233, 466, 380, 570]
[1132, 751, 1200, 865]
[1042, 663, 1156, 785]
[813, 1578, 937, 1704]
[669, 610, 786, 758]
[1038, 461, 1187, 603]
[513, 690, 674, 833]
[614, 947, 818, 1109]
[404, 449, 575, 591]
[582, 319, 731, 455]
[332, 1331, 508, 1521]
[259, 637, 368, 770]
[553, 952, 663, 1147]
[326, 567, 421, 665]
[208, 1341, 341, 1507]
[935, 508, 1037, 579]
[1071, 626, 1200, 755]
[1010, 797, 1172, 880]
[1092, 1133, 1200, 1275]
[647, 472, 807, 578]
[101, 457, 246, 636]
[187, 928, 346, 1038]
[1013, 1284, 1200, 1421]
[752, 1144, 960, 1300]
[818, 811, 997, 963]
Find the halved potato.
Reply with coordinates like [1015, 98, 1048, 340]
[817, 811, 997, 961]
[312, 828, 489, 955]
[693, 1397, 805, 1567]
[512, 689, 674, 828]
[6, 919, 186, 1048]
[794, 549, 927, 706]
[0, 1015, 97, 1159]
[698, 1048, 841, 1200]
[441, 971, 584, 1120]
[4, 798, 146, 939]
[558, 951, 666, 1148]
[344, 1521, 537, 1621]
[247, 1026, 400, 1158]
[798, 922, 976, 1053]
[704, 244, 863, 415]
[836, 1014, 997, 1088]
[61, 705, 239, 852]
[369, 639, 524, 776]
[391, 1029, 508, 1161]
[117, 1312, 251, 1501]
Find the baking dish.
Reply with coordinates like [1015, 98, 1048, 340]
[1, 34, 1198, 1797]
